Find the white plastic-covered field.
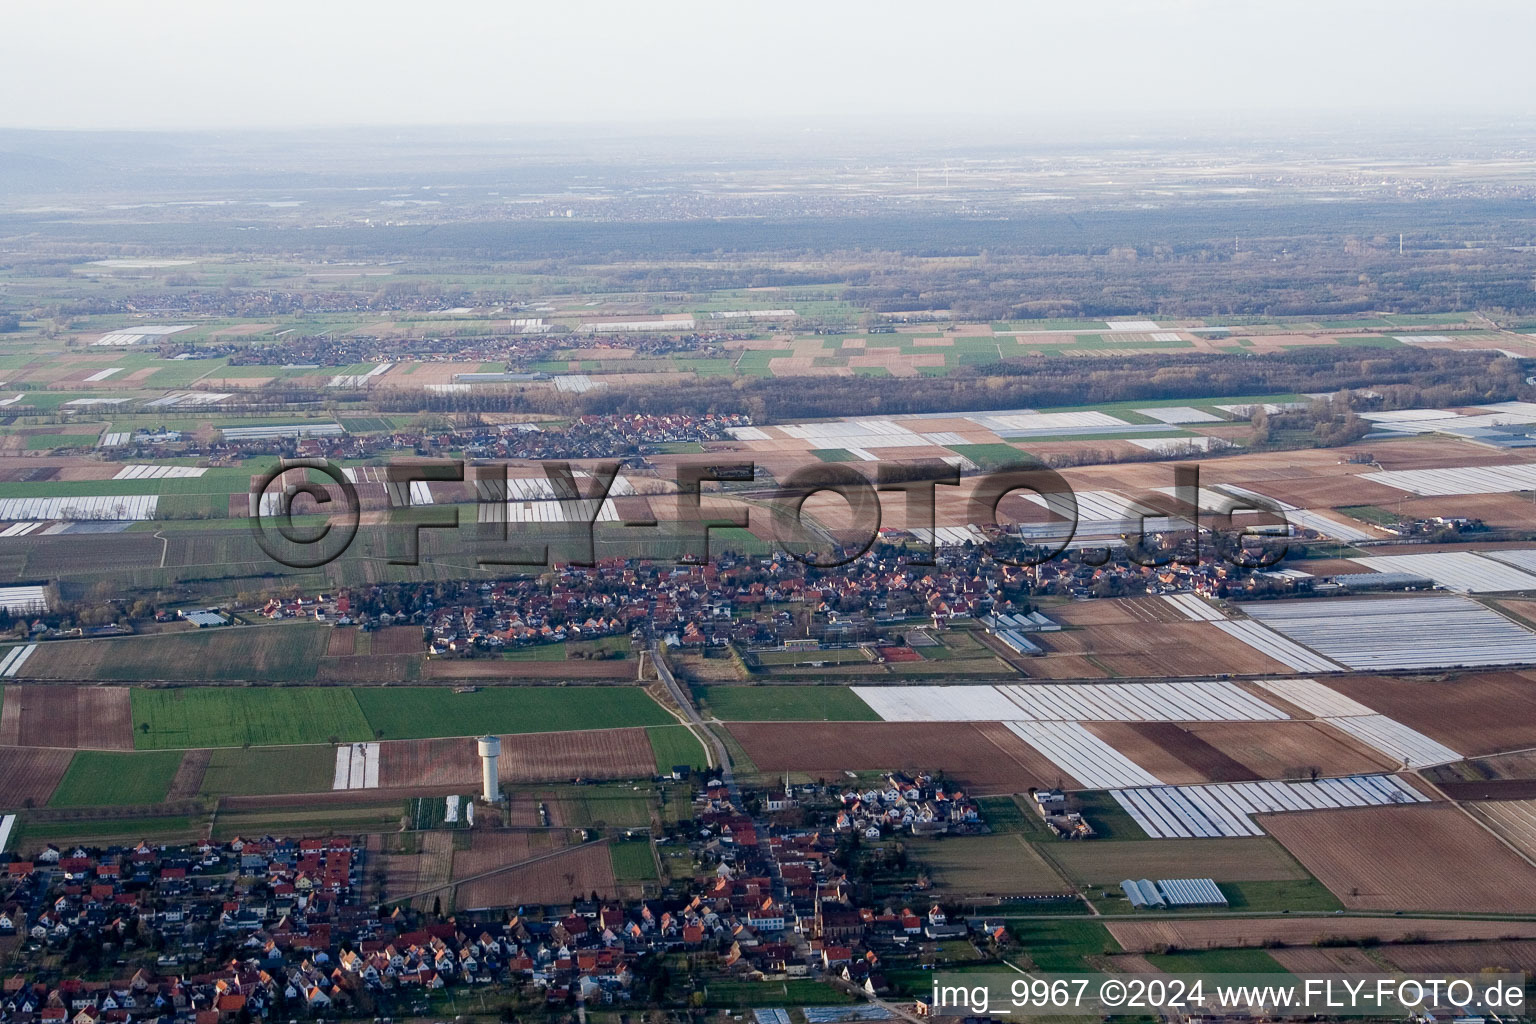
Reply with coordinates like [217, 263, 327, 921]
[113, 465, 207, 480]
[1135, 407, 1221, 424]
[0, 585, 48, 612]
[1003, 721, 1163, 789]
[0, 644, 37, 677]
[1283, 508, 1380, 543]
[970, 411, 1129, 434]
[1161, 593, 1224, 620]
[1325, 715, 1461, 767]
[1210, 620, 1344, 673]
[850, 682, 1288, 723]
[1486, 549, 1536, 574]
[1345, 551, 1536, 593]
[1252, 678, 1461, 767]
[0, 495, 158, 520]
[1112, 774, 1427, 839]
[1364, 463, 1536, 496]
[146, 391, 234, 409]
[1126, 437, 1223, 453]
[332, 742, 380, 789]
[1255, 678, 1374, 717]
[1243, 595, 1536, 669]
[221, 422, 342, 439]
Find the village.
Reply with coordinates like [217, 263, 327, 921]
[0, 771, 1007, 1023]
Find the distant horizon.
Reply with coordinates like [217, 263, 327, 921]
[3, 0, 1532, 133]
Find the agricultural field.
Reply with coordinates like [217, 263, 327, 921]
[1262, 802, 1536, 913]
[48, 749, 184, 806]
[198, 745, 338, 796]
[131, 687, 373, 748]
[1325, 669, 1536, 757]
[1041, 837, 1310, 886]
[379, 727, 660, 788]
[608, 839, 659, 882]
[22, 623, 332, 682]
[645, 725, 705, 774]
[352, 685, 671, 739]
[694, 685, 879, 721]
[0, 746, 73, 808]
[453, 841, 618, 909]
[0, 685, 134, 748]
[553, 784, 655, 828]
[726, 721, 1077, 794]
[908, 834, 1070, 896]
[1107, 917, 1536, 953]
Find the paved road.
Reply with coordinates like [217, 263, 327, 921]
[650, 640, 740, 805]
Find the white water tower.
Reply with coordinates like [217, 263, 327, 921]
[477, 735, 501, 803]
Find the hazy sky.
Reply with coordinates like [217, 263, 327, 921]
[2, 1, 1531, 131]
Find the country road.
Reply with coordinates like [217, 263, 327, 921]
[650, 640, 740, 805]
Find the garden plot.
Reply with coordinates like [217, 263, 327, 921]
[1363, 463, 1536, 496]
[1003, 721, 1163, 789]
[1254, 678, 1461, 767]
[1111, 774, 1427, 839]
[851, 682, 1288, 723]
[1243, 596, 1536, 670]
[1136, 407, 1223, 424]
[331, 742, 380, 789]
[1345, 551, 1536, 593]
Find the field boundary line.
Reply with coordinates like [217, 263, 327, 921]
[1419, 770, 1536, 872]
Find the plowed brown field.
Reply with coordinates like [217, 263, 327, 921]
[1085, 722, 1258, 784]
[0, 746, 73, 806]
[454, 842, 617, 909]
[1037, 622, 1289, 677]
[0, 686, 133, 749]
[1108, 917, 1536, 952]
[379, 727, 656, 788]
[1262, 803, 1536, 913]
[1327, 671, 1536, 756]
[1184, 721, 1392, 779]
[727, 721, 1078, 793]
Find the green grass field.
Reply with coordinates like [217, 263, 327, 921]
[50, 750, 184, 806]
[1219, 878, 1343, 913]
[1146, 948, 1289, 974]
[646, 725, 706, 774]
[22, 433, 100, 450]
[11, 815, 202, 851]
[351, 685, 672, 739]
[131, 687, 373, 748]
[554, 785, 654, 827]
[609, 839, 658, 882]
[947, 442, 1030, 470]
[198, 745, 337, 795]
[695, 684, 879, 721]
[694, 979, 854, 1008]
[1008, 920, 1120, 972]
